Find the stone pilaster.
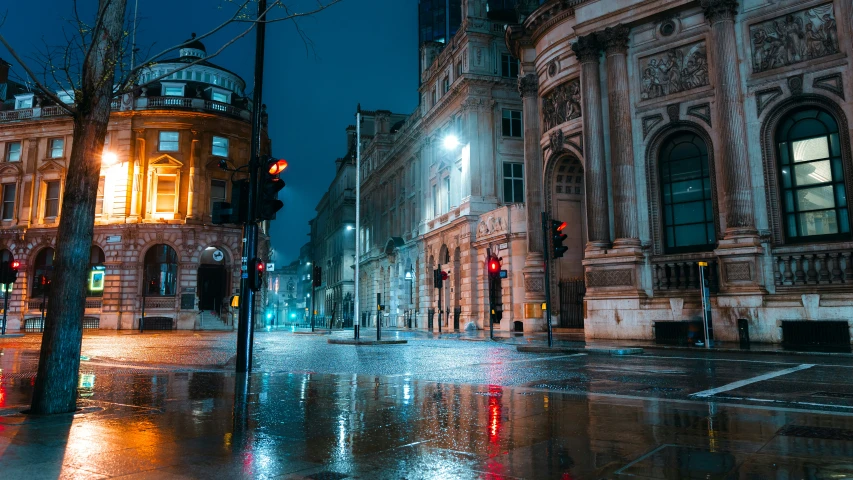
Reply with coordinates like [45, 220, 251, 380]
[599, 25, 640, 249]
[518, 73, 546, 303]
[572, 35, 611, 251]
[701, 0, 764, 294]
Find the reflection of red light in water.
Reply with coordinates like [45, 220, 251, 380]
[0, 385, 5, 408]
[487, 385, 502, 444]
[561, 474, 574, 480]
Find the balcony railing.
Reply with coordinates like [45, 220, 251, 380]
[773, 250, 853, 287]
[652, 258, 719, 293]
[148, 96, 193, 108]
[0, 109, 34, 121]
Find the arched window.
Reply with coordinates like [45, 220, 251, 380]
[144, 244, 178, 296]
[776, 108, 848, 242]
[659, 133, 715, 253]
[32, 247, 55, 296]
[87, 246, 106, 297]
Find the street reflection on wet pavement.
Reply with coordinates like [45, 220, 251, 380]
[1, 331, 853, 478]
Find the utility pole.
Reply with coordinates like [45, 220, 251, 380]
[541, 212, 554, 347]
[236, 0, 267, 374]
[487, 248, 494, 340]
[354, 105, 361, 339]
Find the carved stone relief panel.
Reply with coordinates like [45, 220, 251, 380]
[586, 269, 633, 288]
[640, 41, 709, 101]
[749, 3, 839, 73]
[541, 78, 581, 132]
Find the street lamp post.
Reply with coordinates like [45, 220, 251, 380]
[355, 105, 362, 339]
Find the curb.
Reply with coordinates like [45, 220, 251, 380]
[328, 339, 408, 345]
[292, 331, 331, 336]
[0, 334, 25, 338]
[632, 344, 853, 358]
[517, 346, 643, 355]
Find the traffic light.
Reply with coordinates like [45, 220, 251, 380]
[433, 269, 442, 289]
[0, 260, 18, 285]
[249, 258, 264, 292]
[211, 180, 249, 225]
[487, 255, 501, 278]
[257, 156, 288, 221]
[551, 220, 568, 258]
[312, 265, 322, 287]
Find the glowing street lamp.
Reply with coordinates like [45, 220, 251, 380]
[102, 151, 118, 166]
[443, 134, 460, 150]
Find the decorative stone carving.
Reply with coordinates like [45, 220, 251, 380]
[571, 34, 600, 63]
[525, 276, 544, 293]
[640, 41, 709, 100]
[476, 215, 506, 237]
[813, 73, 844, 99]
[566, 132, 583, 154]
[541, 78, 581, 131]
[642, 114, 665, 138]
[686, 103, 712, 126]
[517, 74, 539, 98]
[586, 269, 633, 288]
[667, 103, 681, 122]
[548, 129, 565, 154]
[700, 0, 739, 23]
[725, 262, 751, 281]
[547, 59, 559, 77]
[755, 87, 783, 116]
[788, 74, 804, 96]
[597, 24, 630, 53]
[749, 3, 839, 73]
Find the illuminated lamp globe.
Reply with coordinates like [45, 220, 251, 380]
[442, 135, 460, 150]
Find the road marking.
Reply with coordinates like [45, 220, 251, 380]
[641, 354, 853, 369]
[690, 364, 815, 398]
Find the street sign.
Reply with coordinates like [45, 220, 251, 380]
[266, 263, 275, 272]
[499, 269, 508, 279]
[212, 250, 224, 262]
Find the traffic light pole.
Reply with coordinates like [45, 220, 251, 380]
[1, 284, 8, 336]
[487, 248, 494, 340]
[541, 212, 554, 348]
[236, 0, 267, 374]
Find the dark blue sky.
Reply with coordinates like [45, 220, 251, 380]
[0, 0, 418, 265]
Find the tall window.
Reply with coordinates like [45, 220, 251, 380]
[444, 177, 450, 213]
[502, 110, 522, 137]
[155, 175, 177, 212]
[32, 248, 55, 297]
[432, 184, 438, 216]
[456, 60, 462, 78]
[210, 179, 227, 210]
[2, 184, 16, 221]
[144, 244, 178, 296]
[659, 133, 715, 252]
[6, 142, 21, 162]
[501, 53, 519, 78]
[158, 131, 179, 152]
[503, 163, 524, 203]
[212, 136, 229, 157]
[44, 181, 60, 218]
[443, 76, 450, 94]
[777, 108, 848, 241]
[95, 177, 105, 215]
[49, 138, 64, 158]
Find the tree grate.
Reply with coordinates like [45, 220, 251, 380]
[777, 425, 853, 441]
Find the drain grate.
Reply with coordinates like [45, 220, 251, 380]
[777, 425, 853, 441]
[812, 391, 853, 400]
[307, 472, 348, 480]
[637, 386, 682, 393]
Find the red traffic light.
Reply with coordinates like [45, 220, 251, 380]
[257, 262, 265, 272]
[556, 221, 567, 232]
[440, 271, 448, 281]
[268, 159, 288, 175]
[10, 260, 19, 269]
[488, 258, 500, 273]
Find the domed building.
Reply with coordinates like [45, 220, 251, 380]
[506, 0, 853, 346]
[0, 35, 271, 331]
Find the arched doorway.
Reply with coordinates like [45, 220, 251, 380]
[144, 244, 178, 296]
[198, 246, 229, 313]
[548, 155, 586, 329]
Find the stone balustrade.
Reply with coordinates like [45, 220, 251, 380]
[773, 250, 853, 287]
[652, 258, 719, 292]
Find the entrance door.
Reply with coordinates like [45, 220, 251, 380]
[198, 265, 227, 312]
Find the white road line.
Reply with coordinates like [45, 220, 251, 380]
[690, 363, 815, 398]
[641, 354, 853, 369]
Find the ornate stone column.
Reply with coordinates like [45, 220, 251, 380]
[599, 25, 640, 248]
[572, 35, 611, 250]
[701, 0, 756, 238]
[518, 73, 544, 258]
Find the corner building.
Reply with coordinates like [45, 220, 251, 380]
[0, 38, 268, 331]
[506, 0, 853, 344]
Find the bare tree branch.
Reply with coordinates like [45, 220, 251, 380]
[0, 33, 76, 114]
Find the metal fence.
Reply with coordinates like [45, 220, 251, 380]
[558, 279, 585, 328]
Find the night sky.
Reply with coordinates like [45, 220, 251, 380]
[0, 0, 418, 265]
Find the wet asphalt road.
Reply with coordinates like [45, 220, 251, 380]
[2, 330, 853, 478]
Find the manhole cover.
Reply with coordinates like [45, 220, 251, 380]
[777, 425, 853, 441]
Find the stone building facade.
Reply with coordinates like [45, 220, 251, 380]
[506, 0, 853, 343]
[352, 0, 538, 333]
[0, 39, 270, 331]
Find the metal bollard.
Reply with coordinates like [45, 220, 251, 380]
[737, 318, 750, 349]
[353, 324, 359, 339]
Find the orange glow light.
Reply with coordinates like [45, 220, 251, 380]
[268, 159, 288, 175]
[557, 221, 567, 231]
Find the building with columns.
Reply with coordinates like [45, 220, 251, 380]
[0, 37, 271, 331]
[506, 0, 853, 344]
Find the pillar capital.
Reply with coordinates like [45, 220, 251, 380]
[700, 0, 739, 23]
[571, 34, 601, 64]
[517, 73, 539, 98]
[597, 24, 630, 55]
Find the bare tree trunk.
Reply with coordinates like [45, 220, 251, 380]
[30, 0, 128, 415]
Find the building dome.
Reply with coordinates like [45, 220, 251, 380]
[179, 33, 206, 59]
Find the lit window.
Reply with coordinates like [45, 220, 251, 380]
[501, 54, 519, 78]
[163, 85, 183, 96]
[158, 131, 179, 152]
[502, 110, 522, 137]
[6, 142, 21, 162]
[95, 177, 105, 215]
[210, 179, 227, 211]
[155, 175, 177, 212]
[15, 95, 33, 109]
[50, 138, 64, 158]
[212, 136, 229, 157]
[503, 163, 524, 203]
[212, 91, 228, 103]
[44, 181, 60, 218]
[2, 184, 15, 221]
